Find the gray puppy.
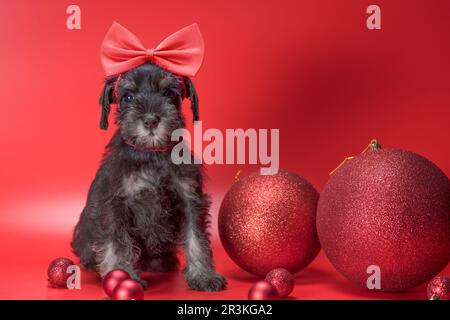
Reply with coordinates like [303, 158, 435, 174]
[71, 62, 226, 291]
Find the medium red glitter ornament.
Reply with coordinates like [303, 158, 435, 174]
[47, 257, 75, 288]
[427, 275, 450, 300]
[112, 279, 144, 300]
[317, 143, 450, 291]
[219, 170, 320, 277]
[103, 269, 132, 298]
[248, 281, 279, 300]
[265, 268, 295, 298]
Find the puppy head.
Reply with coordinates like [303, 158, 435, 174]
[99, 62, 199, 150]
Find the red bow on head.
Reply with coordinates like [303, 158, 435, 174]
[100, 22, 205, 77]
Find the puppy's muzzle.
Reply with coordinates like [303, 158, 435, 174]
[143, 114, 161, 130]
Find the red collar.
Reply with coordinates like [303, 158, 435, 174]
[121, 134, 174, 153]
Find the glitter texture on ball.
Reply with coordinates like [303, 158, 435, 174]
[317, 148, 450, 291]
[47, 257, 75, 288]
[265, 268, 295, 298]
[427, 275, 450, 300]
[219, 170, 320, 277]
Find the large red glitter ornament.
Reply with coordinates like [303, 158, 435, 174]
[112, 279, 144, 300]
[47, 257, 75, 288]
[317, 143, 450, 291]
[427, 275, 450, 300]
[219, 170, 320, 277]
[248, 281, 279, 300]
[103, 269, 131, 298]
[265, 268, 295, 298]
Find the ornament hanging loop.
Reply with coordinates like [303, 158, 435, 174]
[329, 139, 381, 175]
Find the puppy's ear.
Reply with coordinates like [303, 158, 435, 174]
[183, 77, 199, 122]
[99, 77, 117, 130]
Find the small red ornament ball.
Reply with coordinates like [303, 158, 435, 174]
[317, 147, 450, 291]
[427, 276, 450, 300]
[219, 170, 320, 277]
[265, 268, 295, 298]
[248, 281, 279, 300]
[47, 257, 75, 288]
[112, 279, 144, 300]
[103, 269, 132, 298]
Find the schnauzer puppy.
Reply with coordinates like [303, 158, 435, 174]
[71, 62, 226, 291]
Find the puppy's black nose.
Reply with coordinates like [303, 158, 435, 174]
[143, 114, 160, 130]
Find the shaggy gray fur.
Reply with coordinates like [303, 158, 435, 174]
[71, 63, 226, 291]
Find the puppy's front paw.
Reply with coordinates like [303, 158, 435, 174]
[184, 269, 227, 292]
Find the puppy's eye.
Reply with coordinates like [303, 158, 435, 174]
[165, 90, 178, 101]
[123, 93, 134, 103]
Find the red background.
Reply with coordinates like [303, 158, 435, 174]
[0, 0, 448, 299]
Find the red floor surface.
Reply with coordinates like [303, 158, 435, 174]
[0, 192, 448, 300]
